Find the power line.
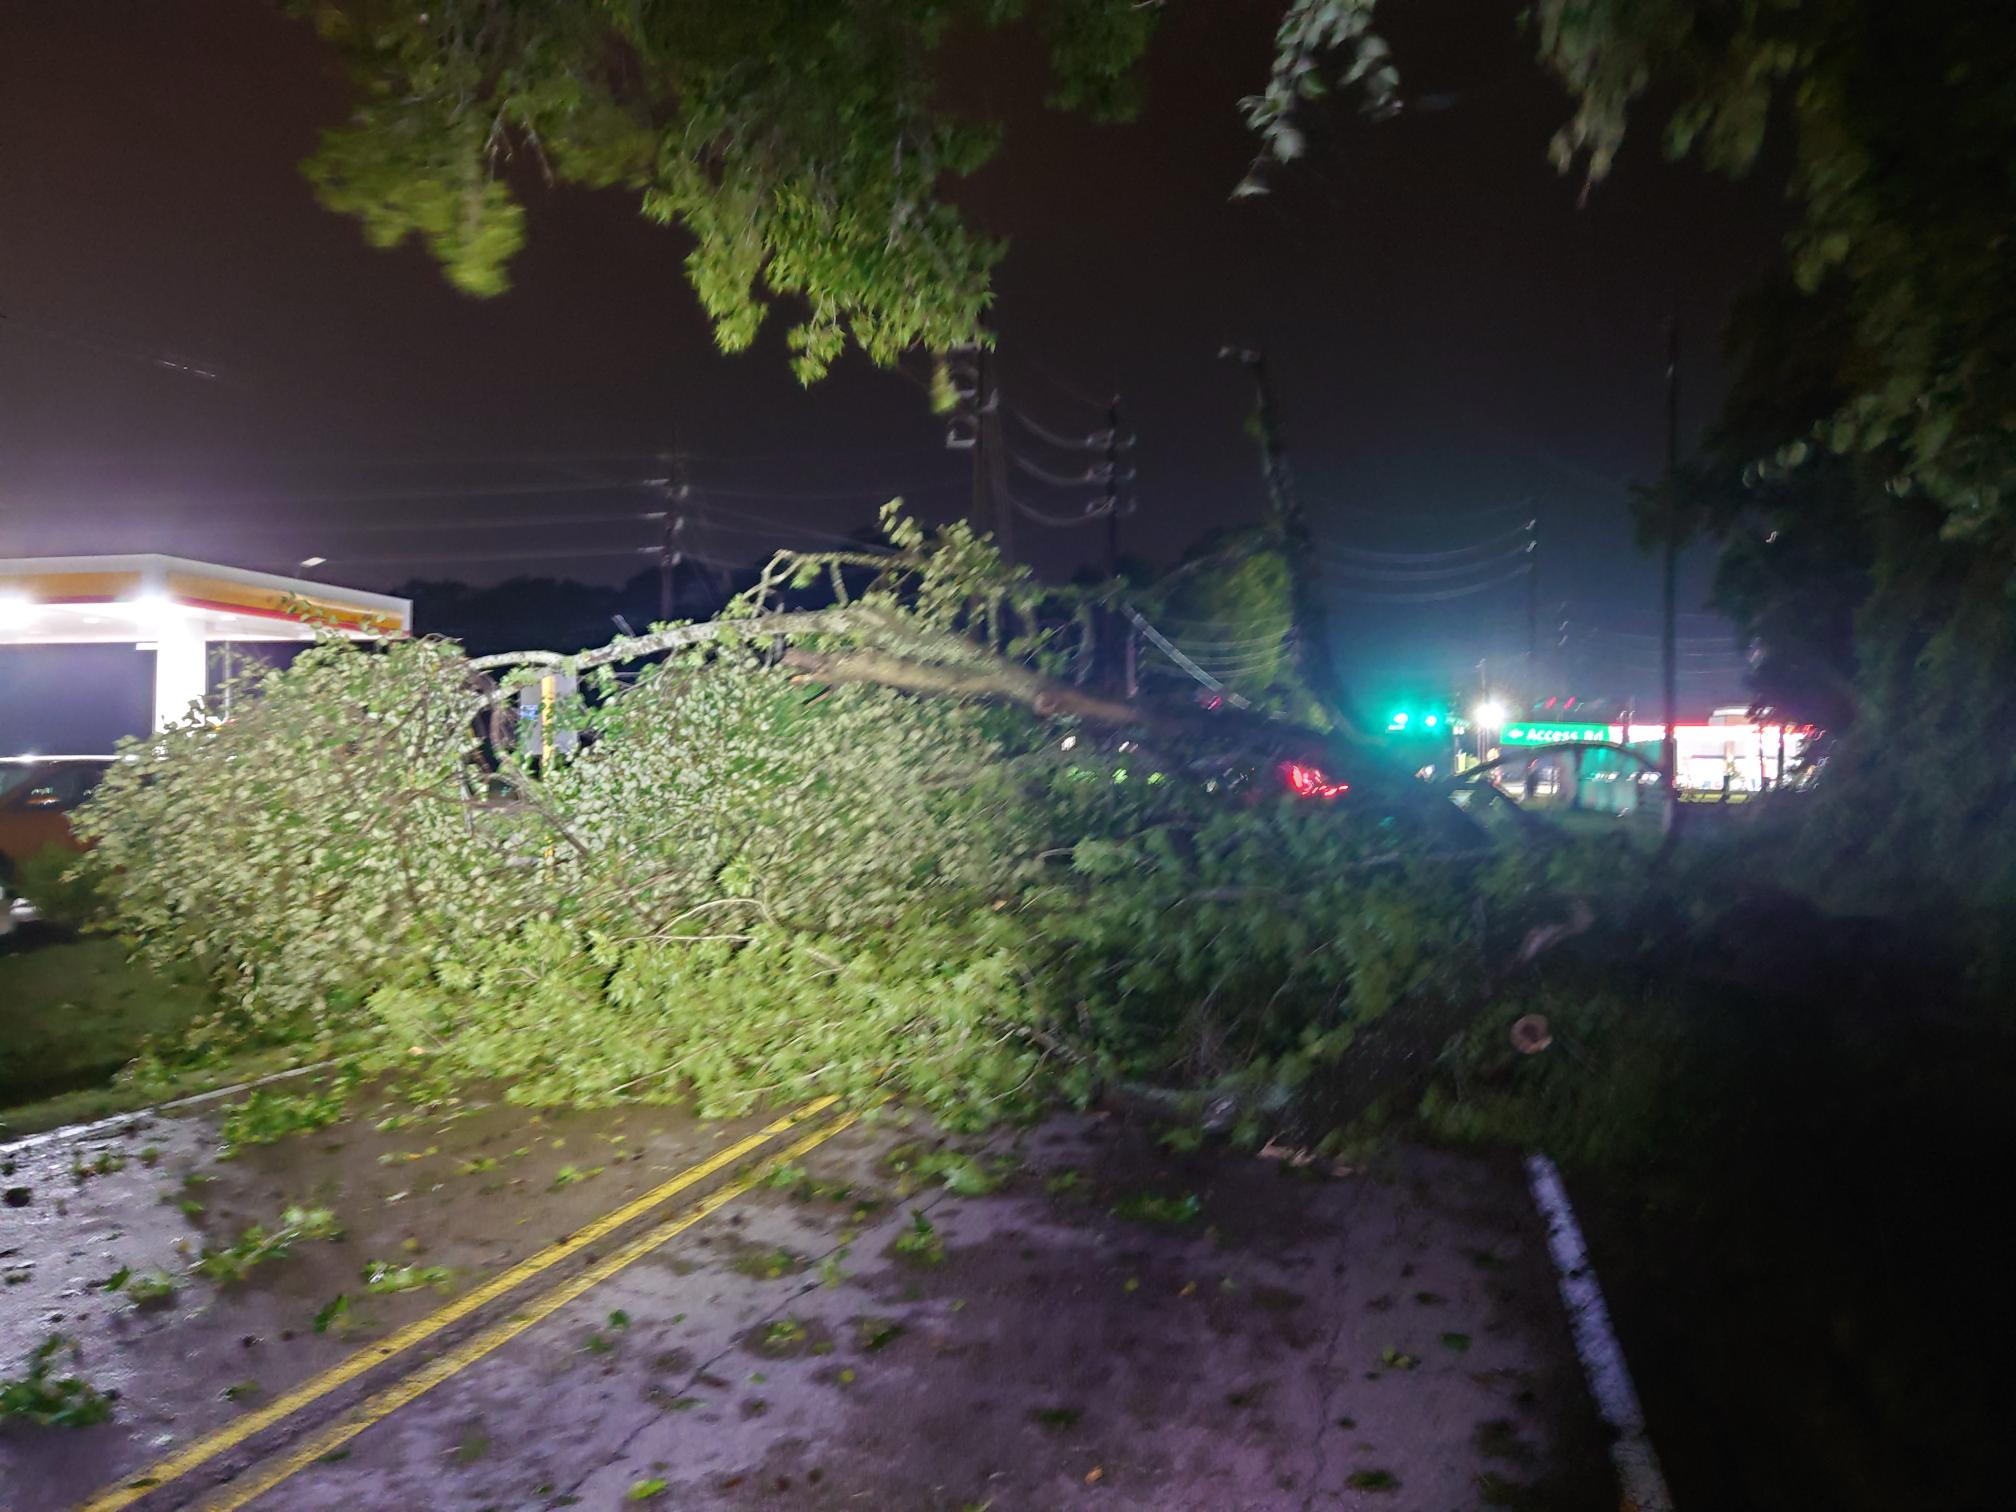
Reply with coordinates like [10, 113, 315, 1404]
[234, 510, 668, 537]
[1331, 561, 1535, 602]
[1006, 406, 1112, 453]
[683, 478, 962, 503]
[1005, 446, 1105, 489]
[1124, 605, 1252, 709]
[235, 476, 666, 507]
[982, 381, 1114, 532]
[1162, 634, 1288, 662]
[1318, 498, 1534, 524]
[1000, 350, 1115, 414]
[0, 309, 225, 383]
[1167, 652, 1283, 677]
[1319, 544, 1536, 582]
[1314, 519, 1535, 563]
[684, 503, 898, 553]
[6, 442, 949, 472]
[1154, 630, 1290, 651]
[1006, 488, 1115, 529]
[1565, 623, 1739, 646]
[295, 543, 662, 570]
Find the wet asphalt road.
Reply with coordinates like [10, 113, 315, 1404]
[0, 1088, 1610, 1511]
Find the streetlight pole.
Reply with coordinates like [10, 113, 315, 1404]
[1662, 315, 1681, 840]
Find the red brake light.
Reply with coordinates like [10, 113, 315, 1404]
[1284, 761, 1349, 799]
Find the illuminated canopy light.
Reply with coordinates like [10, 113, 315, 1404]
[0, 556, 409, 663]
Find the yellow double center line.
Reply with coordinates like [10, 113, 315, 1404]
[82, 1097, 854, 1512]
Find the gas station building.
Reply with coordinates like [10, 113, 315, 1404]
[0, 555, 409, 756]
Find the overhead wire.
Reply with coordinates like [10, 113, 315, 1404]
[235, 509, 668, 537]
[680, 478, 961, 503]
[1330, 560, 1535, 603]
[1006, 406, 1111, 453]
[293, 543, 661, 570]
[1124, 606, 1252, 709]
[232, 476, 667, 507]
[1165, 654, 1282, 678]
[1315, 518, 1536, 563]
[151, 491, 905, 575]
[1319, 498, 1534, 524]
[1320, 543, 1536, 582]
[1006, 489, 1115, 529]
[684, 502, 898, 553]
[1559, 640, 1747, 673]
[1000, 350, 1115, 415]
[0, 308, 226, 383]
[1154, 631, 1291, 652]
[1006, 446, 1106, 489]
[983, 401, 1115, 530]
[1159, 635, 1288, 663]
[1567, 625, 1738, 646]
[12, 441, 950, 472]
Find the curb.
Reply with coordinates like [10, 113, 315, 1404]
[0, 1060, 336, 1156]
[1525, 1152, 1674, 1512]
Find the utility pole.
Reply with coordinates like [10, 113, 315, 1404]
[1525, 523, 1539, 668]
[945, 344, 1007, 557]
[657, 444, 691, 624]
[1661, 315, 1681, 839]
[984, 353, 1014, 565]
[1102, 393, 1133, 693]
[1102, 394, 1125, 578]
[1220, 346, 1356, 734]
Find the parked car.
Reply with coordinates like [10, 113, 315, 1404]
[0, 757, 113, 881]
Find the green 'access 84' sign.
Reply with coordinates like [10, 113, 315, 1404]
[1499, 721, 1611, 746]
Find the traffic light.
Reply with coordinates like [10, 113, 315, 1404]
[1388, 706, 1451, 734]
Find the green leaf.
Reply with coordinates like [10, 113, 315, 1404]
[312, 1295, 350, 1334]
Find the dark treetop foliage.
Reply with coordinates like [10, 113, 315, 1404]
[292, 0, 1156, 383]
[297, 1, 2016, 543]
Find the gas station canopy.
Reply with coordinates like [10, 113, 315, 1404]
[0, 554, 409, 730]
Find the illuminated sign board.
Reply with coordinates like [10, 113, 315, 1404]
[1499, 722, 1612, 746]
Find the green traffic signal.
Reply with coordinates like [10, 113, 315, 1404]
[1387, 708, 1452, 733]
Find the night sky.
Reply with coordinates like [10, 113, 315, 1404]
[0, 0, 1789, 714]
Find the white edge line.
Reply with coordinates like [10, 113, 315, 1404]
[0, 1060, 337, 1156]
[1525, 1151, 1674, 1512]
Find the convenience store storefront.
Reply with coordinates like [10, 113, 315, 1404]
[1490, 713, 1814, 810]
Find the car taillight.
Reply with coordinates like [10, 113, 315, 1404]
[1283, 761, 1348, 799]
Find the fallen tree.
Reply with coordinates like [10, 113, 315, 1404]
[74, 512, 1554, 1133]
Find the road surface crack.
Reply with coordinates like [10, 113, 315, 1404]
[1302, 1279, 1350, 1510]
